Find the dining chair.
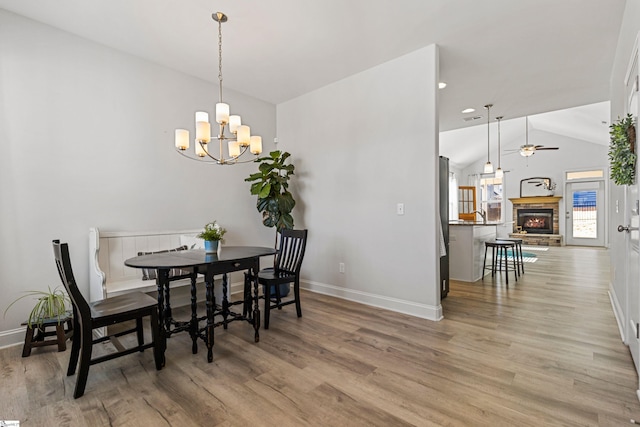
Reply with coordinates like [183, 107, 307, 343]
[244, 229, 308, 329]
[52, 240, 163, 398]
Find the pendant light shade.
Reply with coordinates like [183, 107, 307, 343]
[483, 104, 493, 173]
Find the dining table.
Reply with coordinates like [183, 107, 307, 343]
[124, 246, 276, 363]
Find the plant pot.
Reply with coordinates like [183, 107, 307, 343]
[204, 240, 219, 253]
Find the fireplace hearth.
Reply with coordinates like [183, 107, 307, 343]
[517, 208, 554, 234]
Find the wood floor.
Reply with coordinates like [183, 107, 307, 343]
[1, 246, 639, 426]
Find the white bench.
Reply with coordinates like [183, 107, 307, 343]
[89, 227, 207, 305]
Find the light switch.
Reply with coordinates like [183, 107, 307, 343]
[397, 203, 405, 215]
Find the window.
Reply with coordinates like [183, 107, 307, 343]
[566, 169, 604, 181]
[479, 176, 503, 222]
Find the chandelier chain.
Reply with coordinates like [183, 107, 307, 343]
[218, 17, 223, 103]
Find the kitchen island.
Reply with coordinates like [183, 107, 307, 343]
[449, 221, 499, 282]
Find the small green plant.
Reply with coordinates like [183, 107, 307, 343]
[197, 220, 227, 242]
[608, 114, 637, 186]
[4, 286, 70, 328]
[245, 150, 296, 233]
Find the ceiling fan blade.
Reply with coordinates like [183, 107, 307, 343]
[535, 147, 559, 150]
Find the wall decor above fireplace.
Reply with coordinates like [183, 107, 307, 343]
[520, 177, 556, 197]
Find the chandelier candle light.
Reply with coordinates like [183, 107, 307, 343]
[483, 104, 494, 174]
[174, 12, 262, 165]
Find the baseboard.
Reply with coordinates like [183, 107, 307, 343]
[301, 280, 443, 321]
[609, 282, 626, 342]
[0, 327, 25, 350]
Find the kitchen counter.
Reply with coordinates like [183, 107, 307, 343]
[449, 223, 497, 282]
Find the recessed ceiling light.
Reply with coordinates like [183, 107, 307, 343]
[438, 82, 447, 89]
[461, 108, 475, 113]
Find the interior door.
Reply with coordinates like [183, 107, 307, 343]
[621, 35, 640, 378]
[565, 181, 605, 247]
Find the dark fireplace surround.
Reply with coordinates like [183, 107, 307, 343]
[517, 208, 554, 234]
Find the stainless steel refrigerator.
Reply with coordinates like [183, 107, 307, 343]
[439, 156, 449, 299]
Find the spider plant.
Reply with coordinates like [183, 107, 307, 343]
[4, 286, 70, 328]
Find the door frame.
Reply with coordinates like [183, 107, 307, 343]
[564, 178, 606, 247]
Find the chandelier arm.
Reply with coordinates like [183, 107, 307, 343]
[175, 148, 220, 163]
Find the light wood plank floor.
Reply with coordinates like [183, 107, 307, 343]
[1, 246, 639, 426]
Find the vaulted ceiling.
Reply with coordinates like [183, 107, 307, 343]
[0, 0, 626, 166]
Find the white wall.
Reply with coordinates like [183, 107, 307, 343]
[460, 130, 608, 238]
[0, 10, 277, 345]
[277, 45, 442, 320]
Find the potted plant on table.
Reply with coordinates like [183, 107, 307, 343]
[197, 220, 227, 253]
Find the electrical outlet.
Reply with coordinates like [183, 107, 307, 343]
[339, 262, 345, 273]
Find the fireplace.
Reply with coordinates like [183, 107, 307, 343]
[517, 208, 554, 234]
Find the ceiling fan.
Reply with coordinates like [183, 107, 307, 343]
[506, 117, 559, 157]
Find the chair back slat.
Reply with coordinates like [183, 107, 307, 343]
[53, 240, 91, 322]
[275, 229, 308, 276]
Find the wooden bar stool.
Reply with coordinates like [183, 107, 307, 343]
[483, 240, 517, 285]
[21, 311, 74, 357]
[497, 237, 524, 276]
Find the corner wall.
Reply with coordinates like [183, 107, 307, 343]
[277, 45, 442, 320]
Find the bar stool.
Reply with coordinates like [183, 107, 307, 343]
[496, 237, 524, 276]
[483, 240, 518, 285]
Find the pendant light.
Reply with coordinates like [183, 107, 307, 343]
[483, 104, 494, 173]
[495, 116, 504, 179]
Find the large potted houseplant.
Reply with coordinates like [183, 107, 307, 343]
[245, 150, 296, 242]
[608, 114, 637, 186]
[197, 220, 227, 253]
[245, 150, 296, 296]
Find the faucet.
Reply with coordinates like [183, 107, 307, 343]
[472, 209, 487, 224]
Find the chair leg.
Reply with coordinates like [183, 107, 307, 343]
[150, 309, 163, 370]
[264, 282, 271, 330]
[274, 284, 282, 310]
[67, 318, 81, 376]
[73, 326, 94, 399]
[503, 247, 509, 285]
[294, 280, 302, 318]
[136, 318, 144, 351]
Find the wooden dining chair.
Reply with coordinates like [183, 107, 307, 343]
[52, 240, 163, 398]
[244, 229, 308, 329]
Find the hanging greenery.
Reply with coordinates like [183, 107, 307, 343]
[608, 114, 637, 186]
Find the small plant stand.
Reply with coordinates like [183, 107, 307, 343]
[21, 311, 73, 357]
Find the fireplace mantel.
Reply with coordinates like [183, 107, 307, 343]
[509, 196, 562, 204]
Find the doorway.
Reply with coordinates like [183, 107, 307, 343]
[565, 180, 605, 247]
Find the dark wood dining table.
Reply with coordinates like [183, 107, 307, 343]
[124, 246, 276, 363]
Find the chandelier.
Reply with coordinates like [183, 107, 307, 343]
[174, 12, 262, 165]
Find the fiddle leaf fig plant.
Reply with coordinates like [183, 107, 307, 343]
[608, 114, 637, 186]
[245, 150, 296, 233]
